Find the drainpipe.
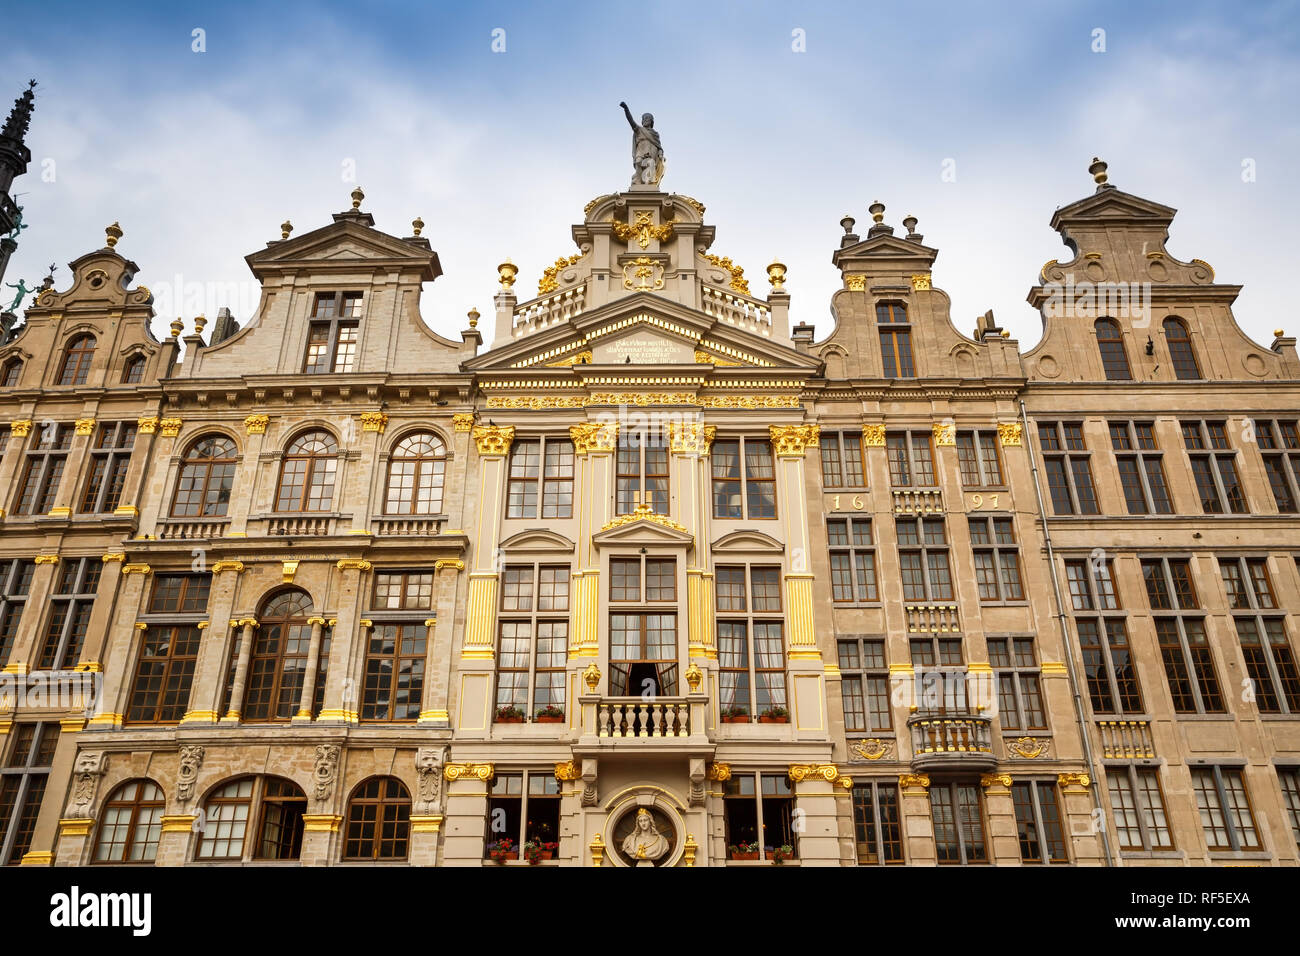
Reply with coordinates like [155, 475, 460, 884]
[1018, 398, 1115, 867]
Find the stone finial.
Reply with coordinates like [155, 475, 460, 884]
[280, 220, 293, 239]
[194, 314, 207, 334]
[868, 201, 885, 224]
[1089, 157, 1110, 189]
[467, 307, 480, 328]
[104, 221, 123, 249]
[1275, 328, 1286, 338]
[767, 258, 787, 292]
[169, 318, 183, 338]
[412, 217, 424, 237]
[350, 185, 364, 210]
[840, 214, 856, 234]
[497, 259, 518, 290]
[902, 215, 917, 232]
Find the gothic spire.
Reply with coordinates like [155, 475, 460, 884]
[0, 79, 36, 143]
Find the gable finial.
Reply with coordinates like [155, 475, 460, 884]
[280, 220, 292, 240]
[1089, 157, 1111, 191]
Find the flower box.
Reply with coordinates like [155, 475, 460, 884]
[729, 850, 759, 860]
[489, 851, 518, 862]
[758, 716, 788, 724]
[534, 716, 564, 724]
[496, 716, 524, 724]
[527, 850, 555, 862]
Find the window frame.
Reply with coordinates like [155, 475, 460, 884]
[484, 770, 561, 861]
[837, 637, 892, 733]
[1182, 420, 1248, 515]
[851, 780, 904, 865]
[303, 291, 362, 374]
[715, 563, 786, 721]
[1142, 557, 1224, 715]
[819, 430, 867, 489]
[1012, 780, 1069, 864]
[171, 434, 238, 518]
[1095, 317, 1132, 380]
[1221, 557, 1300, 714]
[1106, 766, 1174, 852]
[895, 516, 953, 602]
[13, 423, 72, 515]
[383, 431, 448, 517]
[616, 427, 669, 515]
[1163, 316, 1201, 380]
[930, 780, 988, 864]
[1254, 419, 1300, 514]
[342, 776, 411, 862]
[988, 636, 1047, 731]
[36, 557, 100, 671]
[968, 515, 1025, 604]
[92, 779, 165, 864]
[1109, 421, 1173, 515]
[274, 430, 338, 513]
[1066, 558, 1144, 715]
[877, 301, 915, 378]
[827, 516, 879, 604]
[886, 430, 936, 487]
[57, 334, 96, 386]
[505, 436, 575, 520]
[711, 436, 777, 519]
[723, 771, 798, 863]
[1037, 422, 1099, 515]
[494, 563, 571, 721]
[0, 721, 57, 864]
[0, 559, 34, 668]
[955, 429, 1004, 488]
[241, 589, 315, 723]
[1192, 765, 1263, 852]
[80, 421, 137, 514]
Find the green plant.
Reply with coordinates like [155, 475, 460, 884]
[524, 839, 559, 863]
[761, 706, 789, 719]
[720, 705, 749, 719]
[487, 837, 515, 862]
[495, 704, 525, 720]
[535, 704, 564, 719]
[772, 843, 794, 864]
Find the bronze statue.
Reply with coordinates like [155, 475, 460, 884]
[620, 102, 664, 187]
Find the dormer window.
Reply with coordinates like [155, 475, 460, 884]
[304, 292, 362, 373]
[0, 358, 20, 387]
[58, 334, 96, 386]
[876, 302, 914, 378]
[122, 354, 146, 384]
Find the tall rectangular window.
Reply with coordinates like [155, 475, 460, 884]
[616, 428, 668, 514]
[716, 564, 785, 721]
[910, 636, 966, 713]
[125, 573, 210, 725]
[1066, 558, 1142, 714]
[988, 637, 1046, 731]
[931, 782, 987, 864]
[303, 291, 362, 373]
[837, 638, 891, 732]
[723, 772, 797, 862]
[819, 431, 866, 488]
[363, 570, 434, 721]
[1107, 767, 1174, 851]
[1110, 421, 1173, 514]
[896, 516, 953, 601]
[711, 438, 776, 519]
[36, 558, 100, 670]
[851, 781, 903, 864]
[1182, 421, 1248, 514]
[1254, 420, 1300, 513]
[1012, 781, 1068, 863]
[495, 564, 570, 720]
[1037, 422, 1098, 514]
[0, 560, 34, 668]
[886, 431, 935, 487]
[484, 771, 561, 860]
[968, 516, 1024, 602]
[956, 430, 1004, 487]
[0, 722, 58, 864]
[80, 421, 137, 513]
[505, 437, 574, 519]
[877, 302, 914, 378]
[1192, 767, 1261, 851]
[1141, 557, 1223, 714]
[13, 423, 72, 515]
[1221, 557, 1300, 714]
[1279, 767, 1300, 851]
[827, 517, 878, 603]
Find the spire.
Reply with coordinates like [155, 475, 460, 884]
[1, 80, 36, 143]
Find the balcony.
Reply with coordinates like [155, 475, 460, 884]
[905, 603, 960, 633]
[892, 488, 943, 515]
[370, 515, 445, 537]
[907, 713, 996, 772]
[575, 694, 711, 755]
[1095, 719, 1155, 759]
[155, 517, 231, 540]
[262, 514, 338, 537]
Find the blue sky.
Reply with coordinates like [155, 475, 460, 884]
[3, 0, 1298, 349]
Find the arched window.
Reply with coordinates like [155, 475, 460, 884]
[0, 358, 21, 387]
[121, 354, 146, 384]
[275, 430, 338, 512]
[385, 432, 447, 515]
[243, 589, 314, 722]
[1095, 318, 1131, 380]
[58, 334, 96, 386]
[1163, 317, 1201, 380]
[876, 302, 914, 378]
[93, 779, 164, 864]
[172, 435, 238, 517]
[343, 777, 411, 861]
[195, 776, 306, 861]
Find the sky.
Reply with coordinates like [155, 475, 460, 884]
[3, 0, 1298, 352]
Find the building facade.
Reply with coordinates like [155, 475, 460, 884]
[1, 156, 1297, 867]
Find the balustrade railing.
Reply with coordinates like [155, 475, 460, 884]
[597, 698, 691, 739]
[1096, 719, 1155, 759]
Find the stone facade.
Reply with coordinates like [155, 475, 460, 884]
[1, 160, 1297, 867]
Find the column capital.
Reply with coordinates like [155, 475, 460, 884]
[862, 423, 886, 446]
[452, 413, 475, 432]
[443, 762, 494, 782]
[243, 413, 270, 435]
[9, 419, 32, 437]
[570, 421, 617, 454]
[471, 424, 515, 456]
[137, 416, 159, 434]
[159, 418, 183, 438]
[899, 773, 931, 793]
[1058, 772, 1091, 793]
[932, 422, 956, 446]
[997, 421, 1023, 446]
[667, 421, 716, 455]
[335, 559, 373, 572]
[74, 417, 96, 436]
[212, 560, 246, 574]
[787, 764, 840, 784]
[360, 411, 388, 434]
[769, 423, 820, 457]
